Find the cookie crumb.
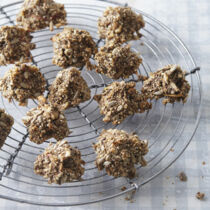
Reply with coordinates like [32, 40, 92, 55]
[121, 186, 127, 191]
[170, 148, 174, 152]
[196, 192, 205, 200]
[202, 161, 206, 165]
[178, 171, 187, 182]
[125, 189, 136, 203]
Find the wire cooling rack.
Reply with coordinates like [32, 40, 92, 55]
[0, 0, 202, 206]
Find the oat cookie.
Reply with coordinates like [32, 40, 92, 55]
[94, 129, 148, 178]
[98, 6, 145, 44]
[0, 109, 14, 149]
[52, 27, 97, 68]
[0, 26, 35, 65]
[0, 64, 46, 106]
[17, 0, 67, 31]
[94, 44, 142, 79]
[22, 98, 70, 144]
[48, 68, 91, 110]
[34, 140, 85, 184]
[94, 81, 152, 124]
[141, 65, 190, 104]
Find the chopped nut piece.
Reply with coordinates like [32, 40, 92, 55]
[93, 129, 148, 178]
[52, 27, 97, 68]
[141, 65, 190, 104]
[196, 192, 205, 200]
[94, 81, 152, 124]
[0, 64, 46, 106]
[22, 101, 70, 144]
[94, 44, 142, 79]
[0, 109, 14, 149]
[0, 26, 35, 65]
[16, 0, 67, 31]
[98, 6, 145, 44]
[178, 172, 187, 182]
[48, 68, 91, 110]
[121, 186, 127, 191]
[34, 140, 85, 184]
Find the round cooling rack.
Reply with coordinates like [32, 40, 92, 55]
[0, 0, 202, 206]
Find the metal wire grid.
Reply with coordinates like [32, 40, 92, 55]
[0, 0, 202, 206]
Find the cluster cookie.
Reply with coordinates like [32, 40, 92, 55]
[0, 109, 14, 149]
[52, 27, 97, 69]
[22, 98, 70, 144]
[98, 6, 145, 44]
[48, 68, 91, 110]
[94, 44, 142, 79]
[0, 26, 35, 65]
[141, 65, 190, 104]
[16, 0, 67, 31]
[94, 129, 148, 178]
[94, 81, 152, 124]
[34, 140, 85, 184]
[0, 64, 46, 106]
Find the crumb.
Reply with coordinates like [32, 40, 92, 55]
[125, 196, 129, 201]
[138, 74, 148, 81]
[125, 190, 136, 203]
[166, 176, 170, 179]
[170, 148, 174, 152]
[121, 186, 127, 191]
[202, 161, 206, 165]
[172, 182, 174, 184]
[178, 172, 187, 182]
[196, 192, 205, 200]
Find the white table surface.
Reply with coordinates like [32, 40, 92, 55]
[0, 0, 210, 209]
